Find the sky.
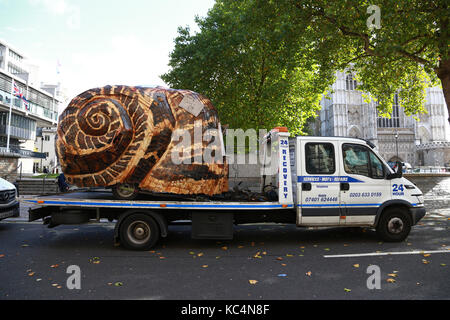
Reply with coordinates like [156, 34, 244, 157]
[0, 0, 215, 106]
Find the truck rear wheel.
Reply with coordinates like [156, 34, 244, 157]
[119, 213, 160, 250]
[376, 208, 411, 242]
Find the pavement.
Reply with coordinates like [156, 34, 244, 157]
[0, 201, 448, 300]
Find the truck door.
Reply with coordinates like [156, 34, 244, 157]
[298, 140, 341, 226]
[339, 143, 391, 226]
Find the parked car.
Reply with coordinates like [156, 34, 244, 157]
[0, 178, 19, 221]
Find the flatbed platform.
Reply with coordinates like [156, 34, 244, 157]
[21, 190, 294, 211]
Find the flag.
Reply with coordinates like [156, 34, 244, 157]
[23, 97, 30, 111]
[13, 82, 24, 99]
[13, 81, 30, 110]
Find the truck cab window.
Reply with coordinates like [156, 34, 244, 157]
[369, 151, 385, 179]
[343, 144, 370, 177]
[305, 143, 335, 174]
[343, 144, 384, 179]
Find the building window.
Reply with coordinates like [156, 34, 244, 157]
[346, 74, 358, 91]
[305, 143, 336, 174]
[377, 93, 400, 128]
[44, 135, 50, 141]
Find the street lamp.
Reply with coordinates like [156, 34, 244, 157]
[394, 131, 399, 160]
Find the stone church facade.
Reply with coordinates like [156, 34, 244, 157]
[315, 71, 450, 167]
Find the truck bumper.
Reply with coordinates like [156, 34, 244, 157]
[410, 206, 426, 225]
[0, 201, 20, 220]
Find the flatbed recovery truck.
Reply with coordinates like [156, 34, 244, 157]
[21, 128, 426, 250]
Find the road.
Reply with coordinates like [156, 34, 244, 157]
[0, 202, 448, 300]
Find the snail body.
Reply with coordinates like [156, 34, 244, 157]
[56, 85, 228, 197]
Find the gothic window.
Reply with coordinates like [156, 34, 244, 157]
[377, 93, 400, 128]
[346, 74, 358, 90]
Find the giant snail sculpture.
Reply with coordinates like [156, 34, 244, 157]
[56, 85, 228, 200]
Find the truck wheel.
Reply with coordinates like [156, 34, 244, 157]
[376, 208, 411, 242]
[112, 183, 139, 200]
[119, 214, 160, 250]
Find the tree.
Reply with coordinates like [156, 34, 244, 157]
[288, 0, 449, 121]
[161, 0, 329, 135]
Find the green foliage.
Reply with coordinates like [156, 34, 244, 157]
[163, 0, 449, 133]
[287, 0, 448, 117]
[162, 0, 328, 136]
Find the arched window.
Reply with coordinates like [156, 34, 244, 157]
[346, 74, 358, 90]
[377, 93, 400, 128]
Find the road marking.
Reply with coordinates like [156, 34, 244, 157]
[324, 249, 450, 258]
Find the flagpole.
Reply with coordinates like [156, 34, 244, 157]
[6, 78, 14, 153]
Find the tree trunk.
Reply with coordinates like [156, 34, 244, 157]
[436, 58, 450, 124]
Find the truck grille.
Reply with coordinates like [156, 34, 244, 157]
[0, 189, 16, 203]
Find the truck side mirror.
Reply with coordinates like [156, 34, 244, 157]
[386, 161, 403, 180]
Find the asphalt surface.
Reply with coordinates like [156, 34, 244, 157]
[0, 202, 448, 301]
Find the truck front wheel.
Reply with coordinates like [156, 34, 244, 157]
[376, 208, 412, 242]
[119, 213, 160, 250]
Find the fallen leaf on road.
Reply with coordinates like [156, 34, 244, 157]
[202, 265, 208, 268]
[249, 280, 258, 285]
[21, 244, 29, 247]
[36, 279, 42, 282]
[159, 256, 166, 259]
[286, 254, 293, 257]
[353, 264, 360, 268]
[50, 264, 59, 268]
[251, 242, 255, 247]
[276, 257, 283, 261]
[344, 288, 351, 292]
[114, 282, 123, 287]
[324, 248, 330, 251]
[197, 253, 204, 257]
[0, 254, 4, 258]
[221, 246, 228, 250]
[387, 273, 397, 277]
[237, 245, 244, 249]
[281, 263, 287, 266]
[28, 272, 35, 276]
[440, 264, 446, 266]
[422, 259, 430, 264]
[306, 271, 312, 276]
[423, 254, 431, 257]
[93, 260, 100, 264]
[51, 283, 59, 287]
[387, 278, 396, 283]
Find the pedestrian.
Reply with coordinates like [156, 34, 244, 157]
[57, 173, 69, 192]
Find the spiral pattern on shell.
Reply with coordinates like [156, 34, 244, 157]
[56, 85, 228, 196]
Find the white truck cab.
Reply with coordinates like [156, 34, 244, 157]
[269, 129, 425, 242]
